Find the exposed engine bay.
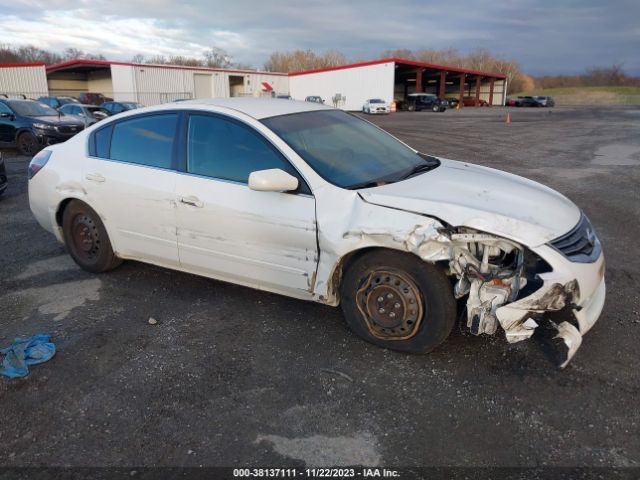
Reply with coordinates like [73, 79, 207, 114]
[447, 229, 528, 336]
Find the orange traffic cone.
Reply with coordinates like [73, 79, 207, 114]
[506, 112, 511, 125]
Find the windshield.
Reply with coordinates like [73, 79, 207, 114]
[9, 100, 59, 116]
[262, 110, 438, 189]
[122, 103, 143, 110]
[59, 98, 79, 105]
[369, 99, 385, 103]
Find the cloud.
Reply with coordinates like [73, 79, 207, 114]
[2, 0, 639, 74]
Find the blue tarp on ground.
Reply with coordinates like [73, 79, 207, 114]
[0, 334, 56, 378]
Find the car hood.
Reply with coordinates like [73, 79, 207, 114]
[31, 116, 84, 126]
[358, 158, 581, 247]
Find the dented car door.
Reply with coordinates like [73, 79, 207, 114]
[175, 113, 318, 296]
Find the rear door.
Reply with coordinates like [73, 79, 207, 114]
[83, 112, 180, 266]
[175, 112, 317, 296]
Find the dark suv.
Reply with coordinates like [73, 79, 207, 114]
[0, 99, 85, 155]
[403, 93, 448, 112]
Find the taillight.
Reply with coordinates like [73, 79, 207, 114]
[28, 150, 52, 179]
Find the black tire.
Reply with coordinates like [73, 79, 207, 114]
[17, 132, 41, 156]
[62, 200, 122, 273]
[340, 250, 456, 354]
[407, 104, 415, 112]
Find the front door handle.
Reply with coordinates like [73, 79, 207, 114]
[86, 173, 105, 183]
[179, 195, 204, 208]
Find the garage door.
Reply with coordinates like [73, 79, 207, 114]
[194, 74, 213, 99]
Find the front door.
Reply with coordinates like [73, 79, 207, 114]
[0, 103, 16, 143]
[175, 113, 317, 296]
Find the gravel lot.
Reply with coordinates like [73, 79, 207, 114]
[1, 106, 639, 470]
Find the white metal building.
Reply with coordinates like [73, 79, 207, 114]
[0, 63, 49, 98]
[290, 58, 508, 110]
[44, 60, 290, 105]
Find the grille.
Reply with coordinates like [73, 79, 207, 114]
[549, 214, 601, 263]
[56, 125, 83, 134]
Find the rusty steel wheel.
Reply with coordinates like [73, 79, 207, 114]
[62, 200, 122, 273]
[341, 250, 456, 354]
[355, 269, 424, 340]
[70, 212, 101, 263]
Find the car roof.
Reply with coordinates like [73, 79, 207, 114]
[165, 97, 334, 120]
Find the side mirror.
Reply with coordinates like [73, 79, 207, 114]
[248, 168, 299, 192]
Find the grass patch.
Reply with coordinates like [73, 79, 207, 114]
[513, 86, 640, 105]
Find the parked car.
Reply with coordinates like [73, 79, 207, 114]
[78, 93, 112, 106]
[101, 102, 144, 115]
[462, 97, 490, 107]
[506, 97, 521, 107]
[516, 96, 542, 107]
[276, 95, 292, 100]
[403, 93, 447, 112]
[305, 96, 325, 104]
[38, 96, 80, 109]
[446, 97, 460, 108]
[363, 98, 390, 114]
[0, 152, 7, 196]
[58, 104, 110, 127]
[28, 98, 605, 367]
[534, 96, 555, 107]
[0, 98, 84, 155]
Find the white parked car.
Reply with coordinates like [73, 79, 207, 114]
[363, 98, 390, 114]
[29, 99, 605, 367]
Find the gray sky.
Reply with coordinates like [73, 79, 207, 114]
[2, 0, 639, 75]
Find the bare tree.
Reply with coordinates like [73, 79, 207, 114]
[204, 47, 232, 68]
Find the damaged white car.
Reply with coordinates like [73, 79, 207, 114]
[28, 99, 605, 367]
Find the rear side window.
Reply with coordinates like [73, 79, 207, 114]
[93, 125, 113, 158]
[109, 114, 177, 169]
[187, 114, 308, 193]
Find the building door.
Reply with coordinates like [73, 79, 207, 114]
[194, 74, 213, 99]
[228, 75, 245, 97]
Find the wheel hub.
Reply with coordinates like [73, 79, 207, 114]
[356, 269, 424, 340]
[71, 215, 99, 259]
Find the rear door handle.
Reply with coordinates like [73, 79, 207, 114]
[86, 173, 105, 183]
[179, 195, 204, 208]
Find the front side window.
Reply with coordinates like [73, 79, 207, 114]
[262, 110, 435, 189]
[187, 114, 305, 190]
[109, 114, 177, 169]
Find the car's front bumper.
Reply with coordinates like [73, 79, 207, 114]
[495, 245, 606, 367]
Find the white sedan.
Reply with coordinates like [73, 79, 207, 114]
[363, 98, 390, 114]
[28, 98, 605, 367]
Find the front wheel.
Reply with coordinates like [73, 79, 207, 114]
[340, 250, 456, 353]
[432, 104, 440, 112]
[62, 200, 122, 273]
[17, 132, 40, 156]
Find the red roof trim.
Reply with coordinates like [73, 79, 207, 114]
[45, 58, 287, 76]
[288, 57, 507, 79]
[0, 62, 46, 68]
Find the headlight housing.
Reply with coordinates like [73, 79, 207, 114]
[33, 123, 56, 131]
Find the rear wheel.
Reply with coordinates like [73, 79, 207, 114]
[62, 200, 122, 273]
[340, 250, 456, 353]
[17, 132, 40, 156]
